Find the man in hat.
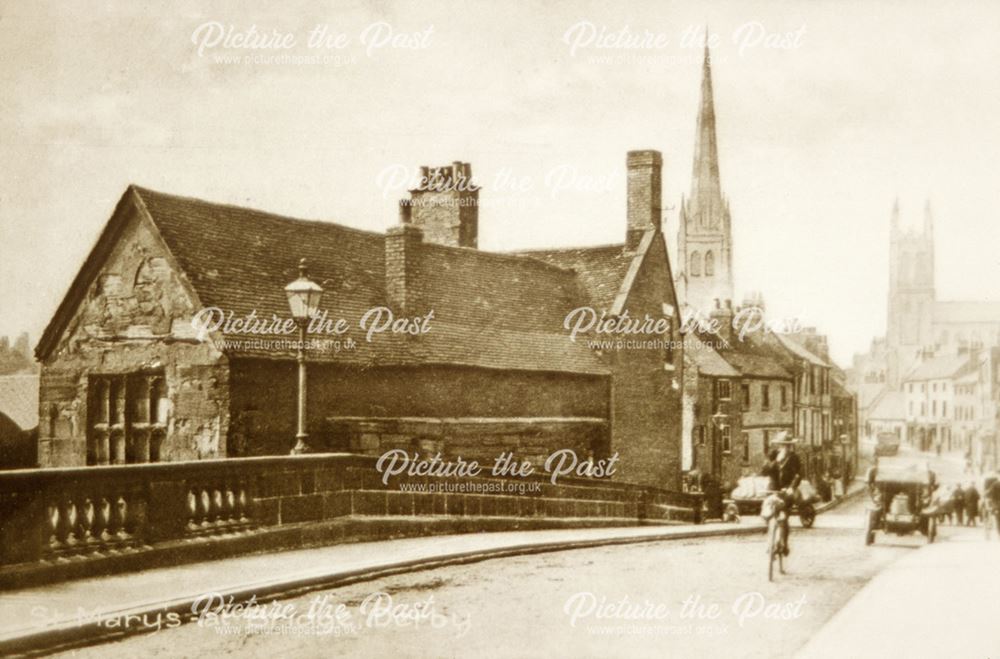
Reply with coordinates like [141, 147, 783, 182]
[760, 431, 803, 555]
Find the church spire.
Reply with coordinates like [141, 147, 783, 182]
[676, 39, 735, 313]
[689, 39, 723, 225]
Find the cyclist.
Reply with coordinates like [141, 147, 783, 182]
[760, 432, 802, 556]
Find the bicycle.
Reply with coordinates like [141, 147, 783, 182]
[763, 490, 790, 582]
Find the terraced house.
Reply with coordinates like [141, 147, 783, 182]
[34, 151, 686, 489]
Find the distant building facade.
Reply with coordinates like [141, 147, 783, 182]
[850, 200, 1000, 461]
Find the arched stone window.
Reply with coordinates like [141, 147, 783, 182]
[690, 251, 702, 276]
[704, 251, 715, 276]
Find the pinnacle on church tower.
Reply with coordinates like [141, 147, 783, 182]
[677, 40, 735, 313]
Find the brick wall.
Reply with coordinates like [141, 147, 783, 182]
[607, 235, 682, 489]
[739, 376, 794, 479]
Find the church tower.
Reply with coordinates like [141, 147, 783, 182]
[677, 43, 735, 314]
[886, 199, 936, 386]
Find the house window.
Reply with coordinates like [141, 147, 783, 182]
[717, 379, 732, 400]
[741, 384, 751, 411]
[781, 385, 788, 410]
[762, 384, 770, 410]
[704, 250, 715, 276]
[696, 425, 706, 446]
[942, 401, 947, 417]
[932, 400, 937, 416]
[721, 425, 731, 453]
[763, 429, 770, 453]
[690, 251, 702, 276]
[741, 432, 750, 463]
[87, 371, 167, 466]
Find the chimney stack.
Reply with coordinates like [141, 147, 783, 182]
[385, 224, 423, 313]
[405, 161, 479, 248]
[626, 150, 663, 249]
[710, 297, 733, 345]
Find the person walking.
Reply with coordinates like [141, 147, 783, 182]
[951, 484, 966, 526]
[964, 483, 980, 526]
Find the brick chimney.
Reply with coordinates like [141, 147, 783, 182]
[404, 161, 479, 248]
[385, 206, 423, 313]
[626, 150, 663, 249]
[710, 298, 734, 345]
[799, 327, 831, 362]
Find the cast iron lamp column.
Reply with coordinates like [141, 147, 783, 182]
[285, 258, 324, 455]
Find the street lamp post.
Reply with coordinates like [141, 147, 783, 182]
[285, 258, 324, 455]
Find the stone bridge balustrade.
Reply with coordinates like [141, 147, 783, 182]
[0, 453, 702, 589]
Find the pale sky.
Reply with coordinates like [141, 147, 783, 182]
[2, 0, 999, 365]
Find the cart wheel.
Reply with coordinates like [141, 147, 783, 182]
[799, 505, 816, 529]
[927, 516, 936, 544]
[864, 511, 875, 546]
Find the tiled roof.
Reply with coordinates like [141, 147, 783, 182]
[0, 374, 39, 429]
[773, 333, 829, 366]
[719, 349, 793, 380]
[684, 335, 739, 377]
[134, 187, 609, 375]
[903, 353, 972, 382]
[693, 328, 793, 380]
[515, 244, 635, 311]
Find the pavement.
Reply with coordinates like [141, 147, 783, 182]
[796, 527, 1000, 659]
[0, 486, 866, 656]
[0, 517, 767, 655]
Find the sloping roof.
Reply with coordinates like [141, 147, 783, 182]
[933, 301, 1000, 324]
[831, 377, 852, 399]
[684, 335, 739, 377]
[719, 349, 793, 380]
[693, 328, 793, 380]
[903, 353, 972, 382]
[144, 186, 613, 374]
[868, 390, 905, 421]
[955, 370, 978, 385]
[773, 333, 829, 366]
[40, 186, 630, 376]
[0, 374, 39, 429]
[516, 244, 635, 311]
